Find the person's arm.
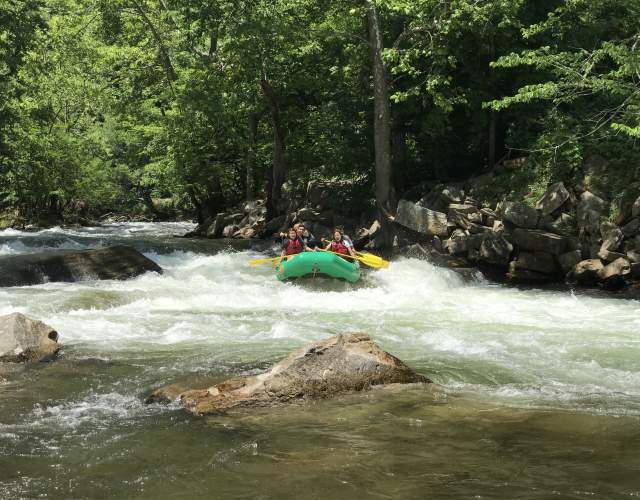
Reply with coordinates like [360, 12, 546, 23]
[348, 246, 357, 257]
[324, 242, 332, 251]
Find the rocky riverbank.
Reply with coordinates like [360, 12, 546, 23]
[186, 166, 640, 293]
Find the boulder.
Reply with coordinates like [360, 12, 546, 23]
[419, 185, 465, 212]
[480, 208, 497, 227]
[597, 257, 631, 289]
[577, 191, 607, 236]
[510, 251, 557, 274]
[622, 218, 640, 237]
[466, 172, 494, 194]
[263, 215, 287, 234]
[205, 213, 226, 238]
[306, 181, 332, 209]
[222, 224, 237, 238]
[599, 222, 623, 252]
[597, 249, 626, 262]
[511, 228, 569, 256]
[0, 245, 162, 287]
[544, 213, 576, 236]
[0, 313, 60, 362]
[479, 233, 513, 266]
[498, 201, 538, 229]
[535, 182, 571, 215]
[395, 200, 448, 238]
[558, 250, 583, 273]
[233, 227, 256, 239]
[445, 234, 483, 255]
[506, 266, 553, 283]
[404, 243, 431, 260]
[573, 259, 604, 286]
[631, 263, 640, 280]
[627, 250, 640, 263]
[146, 333, 429, 415]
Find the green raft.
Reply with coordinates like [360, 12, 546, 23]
[275, 251, 360, 283]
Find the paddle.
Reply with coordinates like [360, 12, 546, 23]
[319, 249, 389, 269]
[249, 254, 294, 266]
[355, 251, 390, 269]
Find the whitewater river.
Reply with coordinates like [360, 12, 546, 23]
[1, 223, 639, 498]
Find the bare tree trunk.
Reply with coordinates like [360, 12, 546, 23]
[367, 1, 394, 245]
[246, 112, 258, 201]
[261, 73, 287, 220]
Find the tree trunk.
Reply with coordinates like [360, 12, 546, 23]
[246, 112, 258, 201]
[488, 110, 497, 169]
[261, 73, 287, 220]
[367, 1, 394, 245]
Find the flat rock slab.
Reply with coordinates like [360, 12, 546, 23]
[146, 333, 430, 415]
[0, 245, 162, 287]
[0, 313, 59, 362]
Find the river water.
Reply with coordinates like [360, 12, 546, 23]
[1, 223, 639, 498]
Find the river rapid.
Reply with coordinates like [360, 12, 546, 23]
[1, 223, 639, 498]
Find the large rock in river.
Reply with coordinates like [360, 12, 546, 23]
[0, 313, 60, 362]
[0, 245, 162, 287]
[395, 199, 448, 237]
[146, 333, 430, 415]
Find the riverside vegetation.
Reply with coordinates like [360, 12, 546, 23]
[1, 1, 638, 233]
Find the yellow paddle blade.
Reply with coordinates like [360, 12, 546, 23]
[356, 252, 390, 269]
[249, 256, 280, 266]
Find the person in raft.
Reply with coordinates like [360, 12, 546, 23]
[281, 227, 306, 258]
[324, 228, 356, 258]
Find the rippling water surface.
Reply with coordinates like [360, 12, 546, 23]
[1, 223, 639, 498]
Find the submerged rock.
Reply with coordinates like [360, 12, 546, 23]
[146, 333, 429, 415]
[0, 313, 60, 362]
[0, 245, 162, 287]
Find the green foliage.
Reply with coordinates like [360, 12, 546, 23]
[0, 0, 638, 223]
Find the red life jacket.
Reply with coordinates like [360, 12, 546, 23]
[330, 240, 349, 255]
[285, 237, 304, 255]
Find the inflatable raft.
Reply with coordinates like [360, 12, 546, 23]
[275, 251, 360, 283]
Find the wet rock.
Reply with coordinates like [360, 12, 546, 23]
[506, 266, 552, 283]
[597, 257, 631, 289]
[145, 384, 187, 405]
[597, 249, 626, 262]
[573, 259, 604, 286]
[479, 233, 513, 266]
[0, 313, 60, 362]
[535, 182, 571, 216]
[395, 200, 448, 238]
[631, 263, 640, 280]
[511, 228, 569, 256]
[558, 250, 583, 273]
[498, 201, 538, 229]
[510, 251, 557, 274]
[233, 227, 256, 239]
[0, 245, 162, 287]
[148, 333, 429, 415]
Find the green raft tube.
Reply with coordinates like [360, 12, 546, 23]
[275, 251, 360, 283]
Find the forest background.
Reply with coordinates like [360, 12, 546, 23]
[1, 0, 638, 227]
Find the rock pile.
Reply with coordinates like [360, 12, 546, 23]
[394, 180, 640, 290]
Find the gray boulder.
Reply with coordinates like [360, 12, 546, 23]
[395, 200, 448, 237]
[577, 191, 607, 236]
[222, 224, 237, 238]
[511, 228, 569, 255]
[536, 182, 571, 215]
[597, 257, 631, 289]
[205, 213, 226, 238]
[627, 250, 640, 263]
[573, 259, 604, 286]
[146, 333, 429, 415]
[498, 201, 538, 229]
[544, 213, 576, 236]
[445, 234, 483, 255]
[479, 233, 513, 266]
[599, 222, 624, 252]
[0, 313, 59, 362]
[558, 250, 583, 273]
[0, 245, 162, 287]
[510, 251, 557, 274]
[419, 185, 464, 212]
